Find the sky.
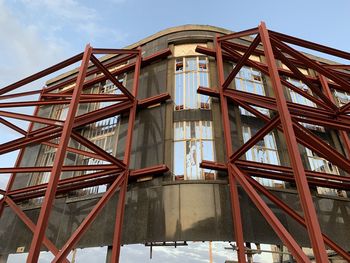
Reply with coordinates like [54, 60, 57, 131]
[6, 242, 279, 262]
[0, 0, 349, 261]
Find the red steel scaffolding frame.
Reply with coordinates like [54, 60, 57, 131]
[0, 44, 170, 263]
[198, 22, 350, 262]
[0, 22, 350, 262]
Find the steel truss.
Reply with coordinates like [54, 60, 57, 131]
[0, 45, 170, 263]
[0, 22, 350, 263]
[198, 22, 350, 262]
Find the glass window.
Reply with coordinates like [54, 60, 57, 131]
[234, 65, 270, 117]
[286, 77, 325, 131]
[70, 79, 122, 196]
[173, 121, 215, 180]
[286, 78, 315, 108]
[174, 57, 210, 110]
[334, 90, 350, 107]
[99, 79, 123, 109]
[242, 125, 283, 188]
[305, 148, 347, 197]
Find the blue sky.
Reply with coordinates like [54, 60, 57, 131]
[0, 1, 349, 261]
[1, 0, 350, 86]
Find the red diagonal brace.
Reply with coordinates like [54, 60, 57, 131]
[5, 197, 71, 263]
[51, 173, 125, 263]
[90, 54, 134, 101]
[222, 34, 261, 89]
[27, 44, 92, 263]
[259, 22, 328, 262]
[229, 163, 311, 262]
[244, 174, 350, 262]
[230, 115, 280, 161]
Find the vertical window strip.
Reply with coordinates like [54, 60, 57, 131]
[75, 79, 122, 195]
[305, 148, 347, 197]
[173, 121, 215, 180]
[286, 77, 324, 131]
[234, 65, 270, 117]
[175, 57, 210, 110]
[242, 125, 283, 188]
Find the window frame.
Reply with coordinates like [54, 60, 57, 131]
[242, 125, 284, 188]
[173, 120, 216, 180]
[174, 56, 211, 110]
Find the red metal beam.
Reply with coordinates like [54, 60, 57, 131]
[319, 74, 350, 157]
[197, 44, 350, 94]
[0, 100, 132, 156]
[0, 110, 64, 127]
[244, 174, 350, 262]
[27, 44, 93, 263]
[8, 170, 118, 196]
[0, 52, 83, 96]
[137, 92, 170, 108]
[0, 164, 118, 174]
[51, 173, 125, 263]
[43, 141, 107, 161]
[220, 42, 335, 111]
[215, 36, 246, 262]
[71, 131, 126, 169]
[0, 90, 42, 100]
[222, 35, 261, 89]
[111, 47, 141, 262]
[0, 96, 128, 108]
[271, 37, 350, 97]
[0, 127, 62, 156]
[259, 22, 328, 262]
[90, 54, 134, 100]
[0, 117, 27, 135]
[7, 165, 168, 201]
[45, 48, 171, 95]
[92, 48, 139, 55]
[268, 30, 350, 60]
[272, 45, 338, 111]
[218, 27, 259, 42]
[11, 174, 120, 202]
[230, 115, 280, 161]
[5, 197, 71, 263]
[201, 159, 350, 190]
[230, 163, 311, 262]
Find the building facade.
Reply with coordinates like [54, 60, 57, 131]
[0, 24, 350, 262]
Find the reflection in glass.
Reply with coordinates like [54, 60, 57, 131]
[234, 66, 270, 117]
[173, 121, 215, 180]
[242, 125, 283, 188]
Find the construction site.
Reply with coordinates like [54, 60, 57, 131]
[0, 22, 350, 262]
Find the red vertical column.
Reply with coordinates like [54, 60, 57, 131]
[27, 44, 92, 263]
[216, 36, 246, 262]
[110, 47, 142, 262]
[258, 22, 328, 262]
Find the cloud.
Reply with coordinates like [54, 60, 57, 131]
[21, 0, 96, 21]
[15, 0, 128, 46]
[0, 0, 69, 86]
